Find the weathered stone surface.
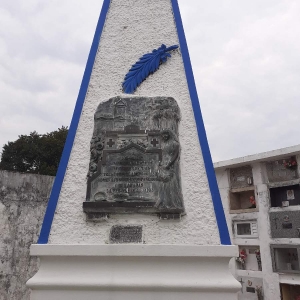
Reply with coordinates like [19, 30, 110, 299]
[266, 158, 298, 183]
[229, 165, 253, 189]
[270, 210, 300, 238]
[0, 170, 54, 300]
[84, 96, 184, 218]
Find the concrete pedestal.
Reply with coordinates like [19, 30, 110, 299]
[27, 244, 240, 300]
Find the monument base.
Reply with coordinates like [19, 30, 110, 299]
[27, 244, 240, 300]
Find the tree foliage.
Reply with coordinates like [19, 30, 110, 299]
[0, 126, 68, 176]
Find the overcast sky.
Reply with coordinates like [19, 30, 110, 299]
[0, 0, 299, 162]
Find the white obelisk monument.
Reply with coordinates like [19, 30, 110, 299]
[27, 1, 240, 299]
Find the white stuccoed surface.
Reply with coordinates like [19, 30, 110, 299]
[48, 0, 221, 245]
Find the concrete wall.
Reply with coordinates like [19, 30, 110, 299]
[0, 170, 53, 300]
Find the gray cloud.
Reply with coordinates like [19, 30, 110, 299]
[0, 0, 102, 149]
[0, 0, 299, 162]
[183, 0, 300, 161]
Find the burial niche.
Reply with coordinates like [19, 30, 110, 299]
[83, 96, 185, 220]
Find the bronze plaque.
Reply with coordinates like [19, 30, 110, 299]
[84, 96, 184, 219]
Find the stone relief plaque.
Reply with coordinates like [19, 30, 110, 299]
[83, 96, 185, 219]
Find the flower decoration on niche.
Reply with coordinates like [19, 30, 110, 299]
[255, 286, 263, 300]
[255, 249, 262, 271]
[236, 249, 247, 269]
[284, 157, 298, 170]
[249, 196, 256, 209]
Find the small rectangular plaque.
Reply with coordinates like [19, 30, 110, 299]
[246, 287, 255, 293]
[282, 222, 293, 229]
[236, 176, 245, 182]
[282, 200, 289, 207]
[110, 225, 142, 244]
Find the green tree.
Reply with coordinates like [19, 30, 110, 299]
[0, 126, 68, 176]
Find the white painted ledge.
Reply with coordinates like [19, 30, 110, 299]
[30, 244, 238, 257]
[214, 144, 300, 168]
[27, 244, 240, 300]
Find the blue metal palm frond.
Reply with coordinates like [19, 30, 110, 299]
[122, 44, 178, 94]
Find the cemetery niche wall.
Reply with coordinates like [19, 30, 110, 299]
[237, 276, 264, 300]
[271, 245, 300, 274]
[266, 157, 300, 207]
[228, 166, 257, 213]
[83, 96, 185, 220]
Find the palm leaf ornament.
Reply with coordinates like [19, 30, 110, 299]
[122, 44, 178, 94]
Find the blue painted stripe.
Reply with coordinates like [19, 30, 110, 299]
[38, 0, 111, 244]
[171, 0, 231, 245]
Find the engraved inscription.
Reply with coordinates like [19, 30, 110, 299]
[91, 148, 159, 202]
[110, 225, 142, 243]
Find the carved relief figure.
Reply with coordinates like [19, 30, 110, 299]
[88, 135, 104, 177]
[148, 97, 180, 133]
[156, 129, 183, 209]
